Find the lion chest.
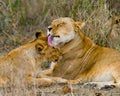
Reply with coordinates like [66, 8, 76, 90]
[52, 56, 82, 79]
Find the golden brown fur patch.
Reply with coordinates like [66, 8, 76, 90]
[47, 17, 120, 88]
[0, 30, 63, 87]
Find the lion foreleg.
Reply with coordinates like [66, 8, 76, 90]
[26, 76, 68, 87]
[26, 77, 54, 87]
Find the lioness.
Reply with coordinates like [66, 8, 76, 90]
[47, 17, 120, 88]
[0, 30, 63, 87]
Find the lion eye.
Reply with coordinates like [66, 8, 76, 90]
[38, 47, 43, 51]
[48, 27, 52, 31]
[36, 44, 44, 52]
[57, 22, 65, 27]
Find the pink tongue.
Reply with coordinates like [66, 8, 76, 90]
[48, 35, 54, 46]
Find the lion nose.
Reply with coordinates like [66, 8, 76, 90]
[53, 35, 60, 38]
[55, 59, 58, 62]
[48, 27, 52, 31]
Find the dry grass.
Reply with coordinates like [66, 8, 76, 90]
[0, 0, 120, 95]
[0, 0, 119, 55]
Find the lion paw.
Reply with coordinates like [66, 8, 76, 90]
[100, 85, 115, 90]
[83, 83, 97, 89]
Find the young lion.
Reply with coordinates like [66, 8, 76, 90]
[47, 17, 120, 88]
[0, 30, 63, 87]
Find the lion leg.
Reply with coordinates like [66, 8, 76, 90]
[67, 78, 84, 84]
[112, 69, 120, 88]
[48, 77, 68, 84]
[67, 79, 118, 89]
[26, 77, 55, 87]
[26, 76, 68, 87]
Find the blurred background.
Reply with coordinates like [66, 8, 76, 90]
[0, 0, 120, 55]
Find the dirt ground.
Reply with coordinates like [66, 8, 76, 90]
[37, 84, 120, 96]
[0, 83, 120, 96]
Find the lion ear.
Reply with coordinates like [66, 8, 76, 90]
[35, 30, 45, 38]
[75, 21, 85, 29]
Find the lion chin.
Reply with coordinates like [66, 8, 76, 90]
[47, 17, 120, 89]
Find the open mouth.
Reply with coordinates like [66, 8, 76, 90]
[48, 35, 54, 46]
[48, 34, 60, 46]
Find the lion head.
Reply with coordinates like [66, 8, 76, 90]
[35, 30, 62, 62]
[47, 17, 85, 46]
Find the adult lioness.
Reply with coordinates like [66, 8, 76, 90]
[47, 17, 120, 88]
[0, 30, 63, 87]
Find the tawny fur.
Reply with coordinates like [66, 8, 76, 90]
[0, 30, 63, 87]
[47, 17, 120, 88]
